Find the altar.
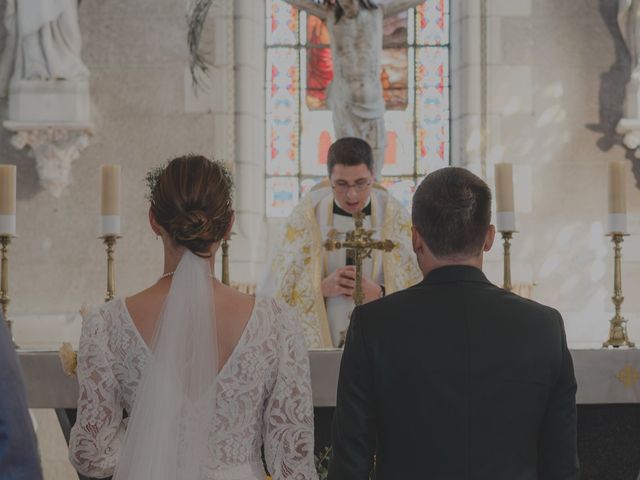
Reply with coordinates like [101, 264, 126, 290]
[18, 346, 640, 480]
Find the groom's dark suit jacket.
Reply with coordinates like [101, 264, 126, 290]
[328, 265, 578, 480]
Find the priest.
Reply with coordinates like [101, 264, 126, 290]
[266, 137, 421, 348]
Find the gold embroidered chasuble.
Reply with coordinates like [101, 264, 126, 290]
[270, 182, 423, 348]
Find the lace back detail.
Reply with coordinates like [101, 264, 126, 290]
[69, 297, 318, 480]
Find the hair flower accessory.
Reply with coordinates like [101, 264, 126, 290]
[59, 342, 77, 377]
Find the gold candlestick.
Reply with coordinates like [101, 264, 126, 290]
[221, 239, 230, 286]
[0, 235, 16, 345]
[603, 233, 635, 348]
[500, 231, 515, 292]
[101, 235, 121, 302]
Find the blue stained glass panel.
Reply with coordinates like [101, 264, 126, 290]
[266, 177, 300, 217]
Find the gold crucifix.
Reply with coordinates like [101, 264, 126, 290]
[323, 211, 396, 306]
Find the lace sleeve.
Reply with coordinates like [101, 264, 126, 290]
[69, 308, 125, 478]
[263, 301, 319, 480]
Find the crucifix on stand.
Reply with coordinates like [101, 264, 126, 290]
[324, 211, 396, 306]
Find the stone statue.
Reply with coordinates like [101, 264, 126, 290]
[0, 0, 88, 96]
[0, 0, 92, 198]
[283, 0, 424, 176]
[617, 0, 640, 155]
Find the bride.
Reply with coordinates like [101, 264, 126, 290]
[69, 155, 318, 480]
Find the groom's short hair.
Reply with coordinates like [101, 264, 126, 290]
[412, 167, 492, 259]
[327, 137, 374, 175]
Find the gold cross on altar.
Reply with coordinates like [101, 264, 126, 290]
[616, 364, 640, 388]
[323, 211, 396, 306]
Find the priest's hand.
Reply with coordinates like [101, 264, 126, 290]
[361, 276, 383, 304]
[322, 266, 356, 298]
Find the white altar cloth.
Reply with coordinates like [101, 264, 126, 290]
[17, 346, 640, 408]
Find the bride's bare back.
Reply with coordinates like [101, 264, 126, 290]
[125, 280, 255, 371]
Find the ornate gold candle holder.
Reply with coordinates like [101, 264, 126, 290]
[100, 235, 121, 302]
[500, 230, 516, 292]
[0, 235, 16, 346]
[603, 233, 635, 348]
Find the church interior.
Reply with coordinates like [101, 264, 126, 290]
[1, 0, 640, 479]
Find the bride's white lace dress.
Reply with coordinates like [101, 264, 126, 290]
[69, 296, 318, 480]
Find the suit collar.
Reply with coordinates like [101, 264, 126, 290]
[420, 265, 491, 286]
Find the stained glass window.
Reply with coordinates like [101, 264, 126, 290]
[266, 0, 450, 216]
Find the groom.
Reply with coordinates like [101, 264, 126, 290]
[328, 167, 579, 479]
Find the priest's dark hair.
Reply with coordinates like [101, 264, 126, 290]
[327, 137, 374, 175]
[412, 167, 492, 259]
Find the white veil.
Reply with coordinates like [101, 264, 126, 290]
[114, 250, 218, 480]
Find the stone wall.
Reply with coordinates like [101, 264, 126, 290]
[452, 0, 640, 345]
[0, 0, 238, 346]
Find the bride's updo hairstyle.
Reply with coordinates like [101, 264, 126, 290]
[148, 155, 233, 257]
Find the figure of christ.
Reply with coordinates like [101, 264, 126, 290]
[283, 0, 425, 178]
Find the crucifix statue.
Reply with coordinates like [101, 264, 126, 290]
[282, 0, 426, 177]
[324, 211, 396, 306]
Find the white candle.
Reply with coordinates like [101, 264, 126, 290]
[100, 165, 121, 235]
[608, 160, 626, 214]
[0, 165, 16, 235]
[608, 160, 627, 233]
[495, 163, 516, 232]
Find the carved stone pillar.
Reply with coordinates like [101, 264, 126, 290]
[231, 0, 267, 281]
